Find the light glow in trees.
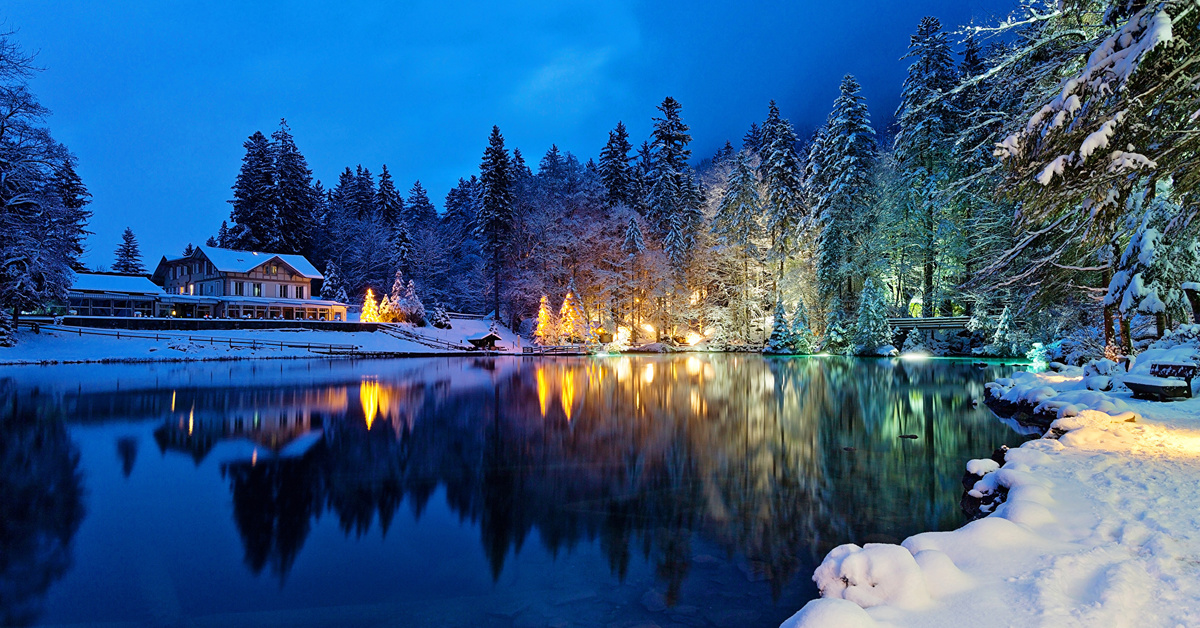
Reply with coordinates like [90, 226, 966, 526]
[534, 295, 557, 345]
[558, 290, 587, 344]
[361, 288, 380, 323]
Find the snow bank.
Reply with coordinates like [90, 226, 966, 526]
[787, 335, 1200, 628]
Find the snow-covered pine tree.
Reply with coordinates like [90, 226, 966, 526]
[375, 164, 404, 232]
[764, 299, 796, 354]
[854, 277, 893, 354]
[893, 16, 958, 316]
[742, 122, 764, 155]
[791, 300, 817, 354]
[353, 165, 375, 221]
[431, 303, 452, 329]
[407, 181, 437, 229]
[271, 119, 318, 256]
[321, 261, 350, 303]
[760, 101, 804, 289]
[534, 295, 557, 345]
[712, 149, 763, 342]
[558, 287, 587, 343]
[648, 97, 703, 273]
[599, 121, 634, 207]
[112, 228, 146, 274]
[216, 220, 231, 248]
[474, 126, 514, 320]
[228, 131, 275, 251]
[823, 312, 853, 355]
[404, 279, 426, 326]
[377, 293, 396, 323]
[813, 75, 878, 314]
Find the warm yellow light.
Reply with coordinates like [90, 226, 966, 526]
[561, 372, 575, 421]
[642, 363, 655, 384]
[684, 331, 703, 346]
[171, 390, 176, 412]
[361, 377, 380, 429]
[188, 408, 194, 435]
[641, 323, 655, 337]
[689, 290, 701, 305]
[615, 357, 632, 382]
[361, 289, 380, 323]
[251, 449, 257, 466]
[685, 356, 702, 376]
[536, 367, 550, 417]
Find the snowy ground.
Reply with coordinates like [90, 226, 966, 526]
[786, 328, 1200, 628]
[0, 318, 522, 364]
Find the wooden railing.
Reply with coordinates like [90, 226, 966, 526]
[377, 323, 472, 351]
[887, 316, 972, 330]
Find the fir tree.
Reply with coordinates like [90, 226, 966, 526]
[271, 119, 318, 255]
[760, 101, 804, 287]
[431, 303, 452, 329]
[216, 220, 230, 248]
[474, 126, 514, 320]
[321, 261, 350, 303]
[228, 131, 275, 251]
[742, 122, 764, 154]
[599, 121, 634, 207]
[814, 75, 878, 313]
[764, 299, 796, 354]
[182, 243, 195, 257]
[854, 277, 893, 354]
[648, 97, 702, 273]
[390, 270, 405, 304]
[361, 288, 380, 323]
[112, 228, 146, 274]
[354, 166, 375, 220]
[534, 295, 557, 345]
[407, 181, 437, 229]
[378, 293, 396, 323]
[404, 279, 426, 326]
[713, 150, 763, 342]
[791, 301, 817, 354]
[376, 164, 404, 230]
[558, 288, 587, 343]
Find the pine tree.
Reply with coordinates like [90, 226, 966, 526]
[760, 101, 804, 287]
[228, 131, 275, 251]
[742, 123, 764, 154]
[390, 269, 405, 304]
[623, 216, 646, 256]
[854, 277, 893, 354]
[814, 75, 878, 314]
[558, 288, 587, 343]
[376, 165, 404, 231]
[407, 181, 437, 229]
[474, 126, 514, 320]
[894, 16, 957, 316]
[791, 300, 817, 354]
[764, 299, 796, 354]
[271, 119, 318, 255]
[648, 97, 702, 273]
[182, 243, 195, 257]
[404, 279, 426, 326]
[112, 228, 146, 274]
[378, 293, 396, 323]
[216, 220, 230, 248]
[534, 295, 557, 345]
[713, 149, 763, 342]
[361, 288, 380, 323]
[599, 121, 634, 207]
[431, 303, 452, 329]
[321, 261, 350, 303]
[353, 166, 375, 220]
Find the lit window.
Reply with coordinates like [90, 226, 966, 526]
[253, 283, 262, 297]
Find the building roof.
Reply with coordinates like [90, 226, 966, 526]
[69, 272, 162, 295]
[158, 247, 323, 280]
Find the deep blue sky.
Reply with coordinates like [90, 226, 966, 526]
[6, 0, 1013, 268]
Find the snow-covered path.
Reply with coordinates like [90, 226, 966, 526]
[787, 355, 1200, 627]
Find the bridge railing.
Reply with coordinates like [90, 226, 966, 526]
[887, 316, 972, 330]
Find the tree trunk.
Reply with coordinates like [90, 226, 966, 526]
[922, 257, 934, 318]
[1155, 312, 1165, 339]
[1102, 267, 1115, 354]
[1120, 317, 1132, 355]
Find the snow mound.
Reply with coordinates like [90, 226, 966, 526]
[966, 458, 999, 476]
[813, 543, 932, 610]
[780, 598, 876, 628]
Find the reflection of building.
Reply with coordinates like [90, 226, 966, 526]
[152, 387, 347, 464]
[64, 247, 348, 321]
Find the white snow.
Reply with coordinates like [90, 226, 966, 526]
[787, 332, 1200, 628]
[0, 317, 523, 364]
[1036, 154, 1072, 185]
[965, 458, 1000, 476]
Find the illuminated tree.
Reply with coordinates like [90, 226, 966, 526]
[534, 295, 557, 345]
[558, 290, 587, 343]
[361, 288, 380, 323]
[377, 293, 396, 323]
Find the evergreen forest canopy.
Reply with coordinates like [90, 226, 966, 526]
[4, 0, 1200, 358]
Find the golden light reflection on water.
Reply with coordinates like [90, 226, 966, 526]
[561, 371, 575, 422]
[361, 378, 380, 430]
[536, 367, 550, 418]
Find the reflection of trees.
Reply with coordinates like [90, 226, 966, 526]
[0, 383, 85, 627]
[67, 357, 1021, 601]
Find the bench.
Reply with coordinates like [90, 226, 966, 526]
[1123, 361, 1198, 401]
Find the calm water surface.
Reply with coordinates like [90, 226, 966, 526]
[0, 355, 1028, 627]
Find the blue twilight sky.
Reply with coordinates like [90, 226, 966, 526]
[5, 0, 1014, 268]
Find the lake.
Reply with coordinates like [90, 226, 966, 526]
[0, 355, 1029, 627]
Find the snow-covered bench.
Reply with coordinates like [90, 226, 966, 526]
[1123, 362, 1197, 401]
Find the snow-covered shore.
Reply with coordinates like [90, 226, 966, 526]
[0, 318, 522, 364]
[785, 326, 1200, 627]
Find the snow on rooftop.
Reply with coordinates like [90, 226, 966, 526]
[167, 247, 323, 279]
[69, 273, 162, 295]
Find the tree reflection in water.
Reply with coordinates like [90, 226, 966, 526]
[0, 382, 85, 627]
[3, 355, 1026, 614]
[167, 356, 1022, 601]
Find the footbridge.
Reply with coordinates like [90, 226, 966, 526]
[887, 316, 971, 331]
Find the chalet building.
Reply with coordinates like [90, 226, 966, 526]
[66, 247, 348, 321]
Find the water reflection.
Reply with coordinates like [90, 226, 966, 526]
[0, 356, 1027, 624]
[0, 385, 85, 627]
